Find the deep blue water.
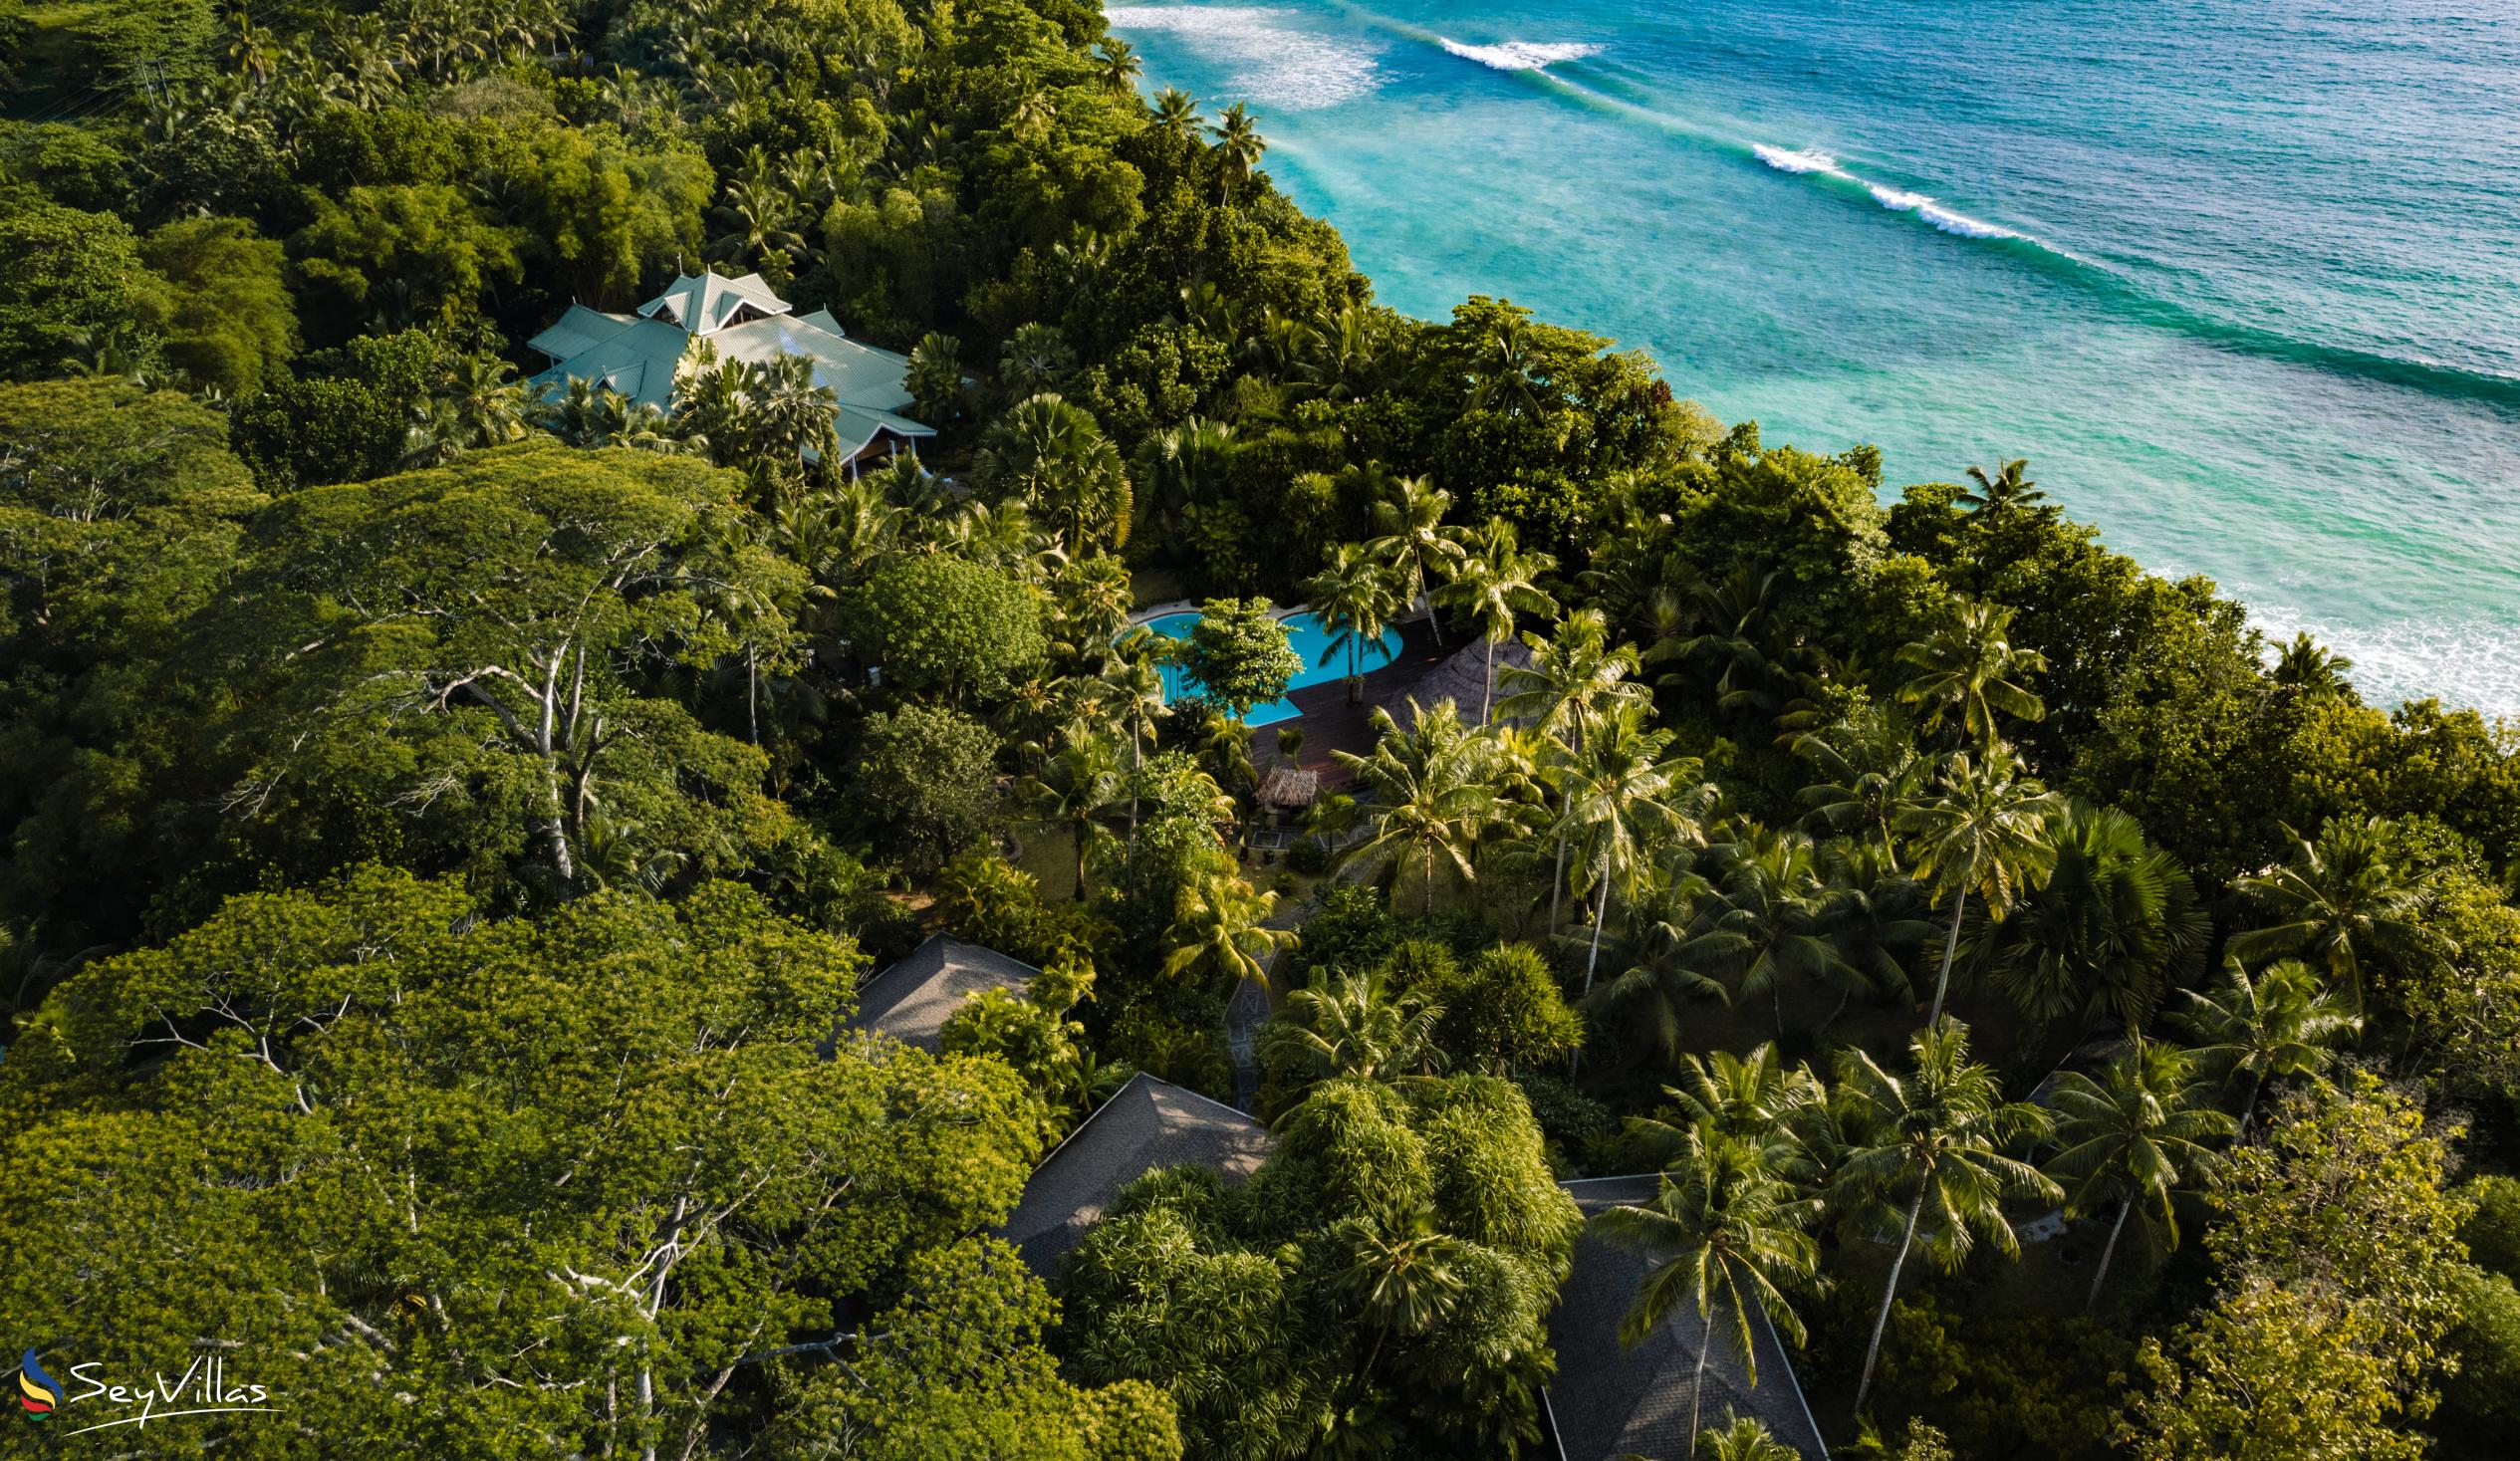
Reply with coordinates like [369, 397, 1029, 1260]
[1111, 0, 2520, 714]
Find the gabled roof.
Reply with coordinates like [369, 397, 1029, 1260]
[526, 276, 935, 453]
[524, 315, 691, 411]
[1003, 1072, 1277, 1275]
[844, 934, 1038, 1053]
[637, 270, 791, 336]
[526, 304, 640, 363]
[1547, 1176, 1830, 1460]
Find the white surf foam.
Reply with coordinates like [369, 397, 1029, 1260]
[1753, 143, 1841, 175]
[1438, 38, 1603, 72]
[1863, 181, 2020, 239]
[1106, 6, 1382, 111]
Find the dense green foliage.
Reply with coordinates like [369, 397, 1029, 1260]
[3, 0, 2518, 1456]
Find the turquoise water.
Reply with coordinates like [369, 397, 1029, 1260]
[1110, 0, 2520, 715]
[1147, 609, 1400, 723]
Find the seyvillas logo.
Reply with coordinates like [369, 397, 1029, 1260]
[16, 1350, 58, 1418]
[12, 1348, 279, 1436]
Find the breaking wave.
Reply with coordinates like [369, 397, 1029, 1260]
[1437, 38, 1603, 72]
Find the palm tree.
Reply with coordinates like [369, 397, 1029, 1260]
[1209, 102, 1266, 195]
[1160, 869, 1294, 986]
[1697, 1415, 1801, 1461]
[1682, 829, 1857, 1039]
[1895, 601, 2047, 751]
[1093, 36, 1142, 94]
[1955, 457, 2050, 518]
[1465, 313, 1546, 417]
[2043, 1040, 2235, 1310]
[1976, 802, 2208, 1036]
[1303, 542, 1399, 704]
[1150, 87, 1202, 143]
[1899, 747, 2062, 1024]
[1792, 706, 1929, 863]
[1332, 699, 1504, 916]
[1366, 475, 1468, 648]
[1558, 704, 1703, 999]
[2225, 815, 2433, 1015]
[1435, 519, 1557, 722]
[1497, 609, 1651, 933]
[2172, 957, 2361, 1129]
[1629, 1044, 1832, 1188]
[1266, 972, 1446, 1089]
[2271, 632, 2356, 698]
[1022, 735, 1125, 900]
[1135, 416, 1234, 544]
[973, 393, 1132, 553]
[1832, 1020, 2061, 1414]
[1331, 1204, 1470, 1400]
[445, 356, 532, 446]
[998, 322, 1076, 399]
[1592, 1127, 1821, 1454]
[1100, 643, 1167, 832]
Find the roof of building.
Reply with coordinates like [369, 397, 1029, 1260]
[637, 270, 792, 336]
[525, 272, 934, 453]
[1394, 636, 1536, 733]
[1003, 1072, 1277, 1276]
[1257, 765, 1320, 809]
[1546, 1175, 1831, 1461]
[843, 934, 1038, 1053]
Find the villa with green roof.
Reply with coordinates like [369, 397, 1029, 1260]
[526, 270, 934, 465]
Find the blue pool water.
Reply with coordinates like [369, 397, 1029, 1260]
[1146, 609, 1401, 724]
[1111, 0, 2520, 715]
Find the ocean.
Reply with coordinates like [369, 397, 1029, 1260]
[1105, 0, 2520, 716]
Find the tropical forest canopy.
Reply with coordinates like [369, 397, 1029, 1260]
[1, 2, 2518, 1459]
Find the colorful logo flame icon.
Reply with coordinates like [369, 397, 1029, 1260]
[17, 1349, 58, 1419]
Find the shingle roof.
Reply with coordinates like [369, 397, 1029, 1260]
[1547, 1175, 1831, 1460]
[844, 934, 1038, 1053]
[1003, 1072, 1276, 1275]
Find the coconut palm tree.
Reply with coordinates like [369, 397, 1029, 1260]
[1093, 36, 1142, 94]
[1955, 457, 2050, 518]
[1267, 971, 1446, 1089]
[1149, 86, 1202, 141]
[1558, 704, 1704, 999]
[1975, 802, 2208, 1036]
[2271, 632, 2357, 698]
[1682, 829, 1858, 1039]
[2043, 1040, 2235, 1310]
[1465, 313, 1547, 417]
[1438, 519, 1557, 718]
[2225, 815, 2434, 1015]
[1697, 1415, 1801, 1461]
[1367, 474, 1468, 648]
[2171, 957, 2361, 1129]
[1832, 1020, 2060, 1413]
[1592, 1127, 1821, 1454]
[1160, 868, 1294, 986]
[445, 356, 533, 447]
[1792, 706, 1930, 864]
[1021, 734, 1125, 901]
[1895, 600, 2047, 751]
[1303, 542, 1399, 704]
[1209, 102, 1266, 196]
[1498, 609, 1651, 933]
[1899, 747, 2062, 1024]
[1628, 1044, 1832, 1188]
[1332, 699, 1505, 917]
[1100, 640, 1168, 831]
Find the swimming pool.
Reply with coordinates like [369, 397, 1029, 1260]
[1142, 609, 1400, 726]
